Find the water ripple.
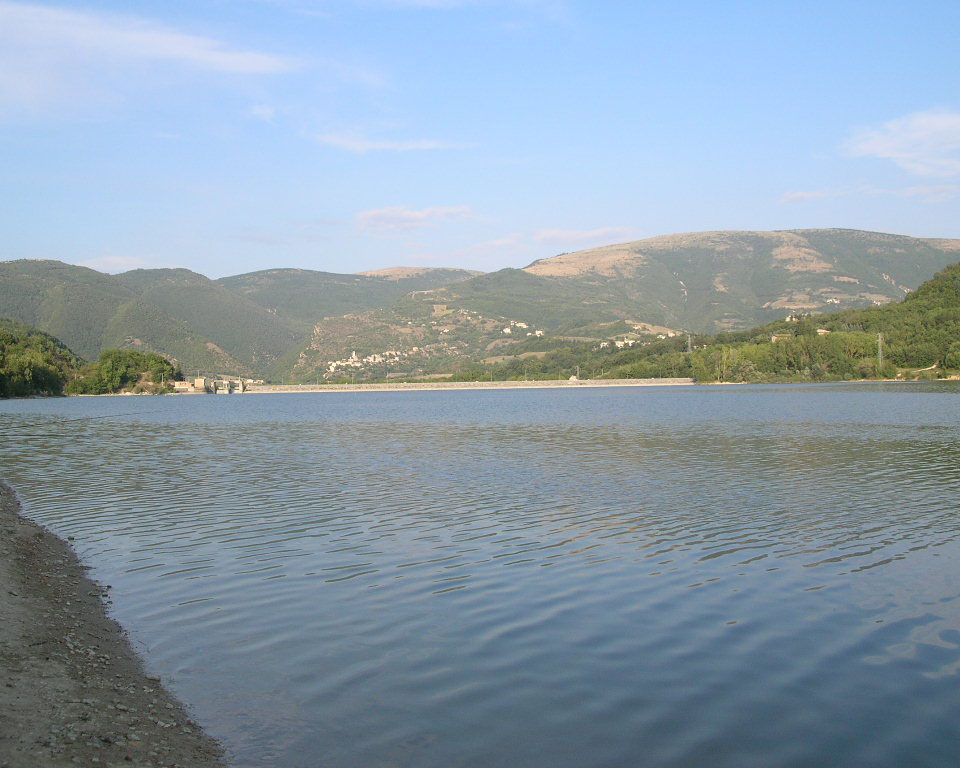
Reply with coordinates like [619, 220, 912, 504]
[1, 383, 960, 767]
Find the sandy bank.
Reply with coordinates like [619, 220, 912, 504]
[243, 377, 695, 395]
[0, 481, 226, 768]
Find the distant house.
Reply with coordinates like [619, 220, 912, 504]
[172, 378, 207, 394]
[771, 330, 830, 342]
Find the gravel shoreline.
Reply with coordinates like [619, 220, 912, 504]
[0, 481, 226, 768]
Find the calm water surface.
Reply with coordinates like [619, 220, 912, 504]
[2, 383, 960, 767]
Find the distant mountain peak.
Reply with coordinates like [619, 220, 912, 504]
[523, 228, 955, 278]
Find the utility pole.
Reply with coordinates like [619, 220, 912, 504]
[687, 333, 693, 353]
[877, 332, 884, 371]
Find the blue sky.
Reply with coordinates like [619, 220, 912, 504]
[1, 0, 959, 278]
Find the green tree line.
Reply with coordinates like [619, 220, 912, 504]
[1, 317, 182, 398]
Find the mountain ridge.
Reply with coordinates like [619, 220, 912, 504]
[291, 229, 960, 380]
[3, 229, 958, 379]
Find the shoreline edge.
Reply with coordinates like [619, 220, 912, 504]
[0, 480, 227, 768]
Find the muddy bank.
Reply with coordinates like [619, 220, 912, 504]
[0, 481, 226, 768]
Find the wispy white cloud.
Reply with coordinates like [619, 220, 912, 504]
[230, 221, 346, 246]
[250, 0, 569, 13]
[844, 109, 960, 177]
[779, 189, 844, 204]
[250, 104, 277, 122]
[0, 2, 296, 115]
[314, 132, 463, 152]
[371, 0, 475, 7]
[475, 233, 525, 248]
[0, 2, 296, 72]
[533, 226, 639, 247]
[781, 183, 958, 205]
[315, 59, 386, 87]
[867, 184, 959, 203]
[366, 0, 575, 26]
[356, 205, 472, 230]
[77, 255, 170, 273]
[231, 228, 288, 245]
[244, 0, 575, 31]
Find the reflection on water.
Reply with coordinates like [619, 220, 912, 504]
[2, 383, 960, 767]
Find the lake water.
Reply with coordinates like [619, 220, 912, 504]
[2, 383, 960, 767]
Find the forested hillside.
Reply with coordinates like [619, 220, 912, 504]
[0, 261, 247, 375]
[113, 268, 302, 369]
[218, 267, 482, 332]
[0, 260, 480, 377]
[0, 318, 186, 398]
